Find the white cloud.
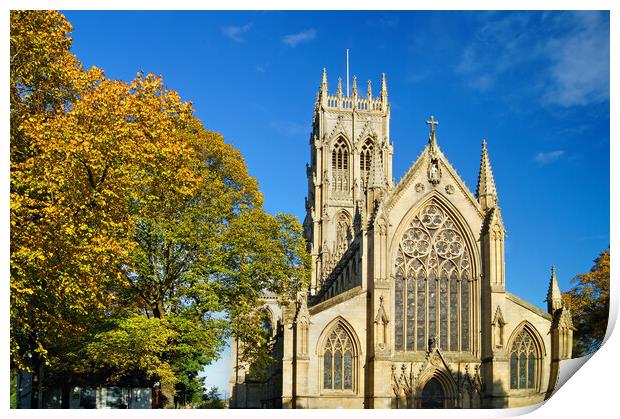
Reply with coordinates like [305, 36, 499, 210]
[282, 29, 317, 48]
[543, 12, 610, 107]
[535, 150, 565, 164]
[221, 23, 252, 43]
[454, 11, 609, 107]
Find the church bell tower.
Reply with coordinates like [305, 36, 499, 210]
[303, 69, 393, 294]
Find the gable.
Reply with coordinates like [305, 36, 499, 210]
[379, 144, 485, 268]
[383, 144, 483, 221]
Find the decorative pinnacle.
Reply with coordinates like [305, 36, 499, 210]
[352, 76, 358, 95]
[381, 72, 388, 96]
[367, 79, 372, 98]
[476, 139, 498, 210]
[321, 68, 328, 87]
[337, 77, 343, 97]
[426, 115, 439, 149]
[546, 265, 563, 313]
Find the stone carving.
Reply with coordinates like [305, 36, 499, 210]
[428, 158, 441, 185]
[445, 184, 455, 195]
[415, 182, 425, 193]
[375, 296, 390, 350]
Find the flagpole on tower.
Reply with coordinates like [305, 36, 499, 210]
[346, 49, 349, 96]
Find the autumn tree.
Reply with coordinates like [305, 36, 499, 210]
[11, 10, 310, 408]
[10, 12, 140, 404]
[563, 249, 610, 357]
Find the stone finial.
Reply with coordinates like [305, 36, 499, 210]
[546, 265, 563, 314]
[367, 79, 372, 99]
[476, 139, 498, 211]
[337, 77, 343, 97]
[352, 75, 358, 96]
[321, 67, 328, 90]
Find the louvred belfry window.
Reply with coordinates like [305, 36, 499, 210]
[359, 138, 374, 185]
[332, 137, 350, 193]
[394, 202, 472, 352]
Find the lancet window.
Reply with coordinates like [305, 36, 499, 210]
[332, 137, 350, 193]
[323, 324, 355, 391]
[510, 328, 540, 390]
[394, 202, 472, 352]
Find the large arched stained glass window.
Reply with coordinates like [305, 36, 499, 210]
[395, 202, 473, 352]
[331, 137, 350, 193]
[510, 328, 540, 390]
[323, 324, 355, 390]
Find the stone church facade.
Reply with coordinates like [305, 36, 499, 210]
[229, 70, 575, 409]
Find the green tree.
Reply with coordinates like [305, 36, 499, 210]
[563, 249, 610, 357]
[122, 117, 310, 394]
[202, 386, 225, 409]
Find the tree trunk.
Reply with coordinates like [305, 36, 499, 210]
[61, 381, 71, 409]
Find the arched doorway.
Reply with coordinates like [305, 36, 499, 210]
[420, 378, 445, 409]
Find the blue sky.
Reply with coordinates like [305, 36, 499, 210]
[61, 10, 610, 394]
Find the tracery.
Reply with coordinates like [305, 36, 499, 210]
[510, 328, 539, 390]
[323, 324, 354, 390]
[395, 202, 471, 352]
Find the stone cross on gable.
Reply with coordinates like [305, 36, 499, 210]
[426, 115, 439, 136]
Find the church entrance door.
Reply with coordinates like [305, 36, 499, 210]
[420, 378, 444, 409]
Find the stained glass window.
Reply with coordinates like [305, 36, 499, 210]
[323, 324, 355, 391]
[428, 271, 436, 341]
[334, 351, 342, 389]
[510, 353, 518, 388]
[395, 273, 404, 351]
[449, 272, 458, 351]
[417, 272, 426, 350]
[406, 274, 415, 351]
[395, 202, 473, 353]
[509, 328, 539, 390]
[440, 271, 448, 350]
[461, 273, 469, 351]
[323, 351, 332, 388]
[343, 351, 352, 389]
[527, 353, 535, 388]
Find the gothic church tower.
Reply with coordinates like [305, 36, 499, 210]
[304, 69, 393, 294]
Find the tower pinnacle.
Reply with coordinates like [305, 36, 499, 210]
[381, 73, 388, 101]
[319, 68, 328, 103]
[337, 77, 343, 97]
[546, 265, 563, 313]
[476, 139, 498, 211]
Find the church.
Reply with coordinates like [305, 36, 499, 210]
[229, 69, 575, 409]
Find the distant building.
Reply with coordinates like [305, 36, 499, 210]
[230, 69, 574, 409]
